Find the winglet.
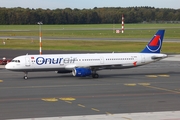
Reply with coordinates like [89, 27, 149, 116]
[141, 30, 165, 53]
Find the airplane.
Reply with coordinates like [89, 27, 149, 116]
[5, 30, 167, 80]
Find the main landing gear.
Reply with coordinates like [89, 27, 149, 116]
[91, 70, 99, 78]
[23, 72, 28, 80]
[92, 73, 99, 78]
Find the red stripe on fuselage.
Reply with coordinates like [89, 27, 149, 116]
[149, 35, 160, 46]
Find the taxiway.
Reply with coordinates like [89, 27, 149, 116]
[0, 60, 180, 119]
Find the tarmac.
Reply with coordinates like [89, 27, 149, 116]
[0, 50, 180, 120]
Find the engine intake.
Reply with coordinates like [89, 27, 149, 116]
[72, 68, 92, 77]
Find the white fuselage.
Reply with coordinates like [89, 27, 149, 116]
[5, 53, 167, 72]
[5, 29, 167, 79]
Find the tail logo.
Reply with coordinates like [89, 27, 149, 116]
[146, 35, 161, 52]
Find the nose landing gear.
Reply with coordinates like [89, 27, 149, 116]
[24, 72, 28, 80]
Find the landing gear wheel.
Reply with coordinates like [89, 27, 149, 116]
[24, 72, 28, 80]
[24, 76, 28, 80]
[92, 73, 99, 78]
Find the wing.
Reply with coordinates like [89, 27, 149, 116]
[69, 63, 136, 70]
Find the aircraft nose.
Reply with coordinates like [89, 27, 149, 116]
[5, 63, 11, 70]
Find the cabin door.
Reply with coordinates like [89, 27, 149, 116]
[141, 55, 145, 63]
[25, 57, 30, 67]
[100, 56, 104, 64]
[59, 56, 64, 66]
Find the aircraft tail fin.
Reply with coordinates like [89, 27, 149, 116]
[141, 30, 165, 53]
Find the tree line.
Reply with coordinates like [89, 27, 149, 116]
[0, 6, 180, 24]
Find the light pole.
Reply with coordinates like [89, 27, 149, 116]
[37, 22, 43, 55]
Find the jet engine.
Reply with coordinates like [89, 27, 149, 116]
[72, 68, 92, 77]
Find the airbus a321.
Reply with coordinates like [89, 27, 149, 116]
[5, 30, 167, 80]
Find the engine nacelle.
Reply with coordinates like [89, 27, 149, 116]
[55, 70, 72, 73]
[72, 68, 92, 77]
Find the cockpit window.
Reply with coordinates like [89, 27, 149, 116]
[11, 60, 20, 63]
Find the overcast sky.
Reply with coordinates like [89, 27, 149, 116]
[0, 0, 179, 9]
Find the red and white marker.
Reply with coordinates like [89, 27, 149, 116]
[122, 14, 124, 33]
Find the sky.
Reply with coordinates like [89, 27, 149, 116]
[0, 0, 179, 9]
